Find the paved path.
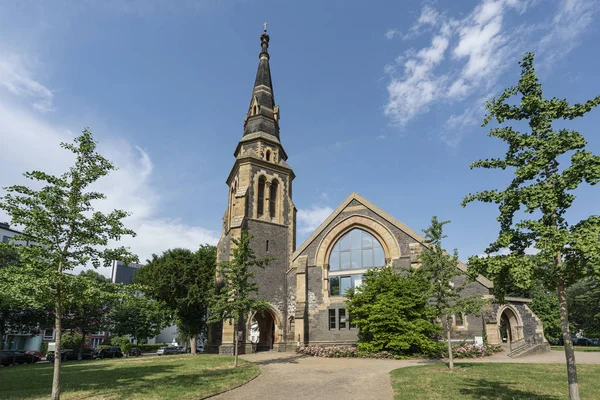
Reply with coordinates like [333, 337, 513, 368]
[213, 350, 600, 400]
[212, 352, 433, 400]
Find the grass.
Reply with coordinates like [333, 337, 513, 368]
[391, 363, 600, 400]
[0, 354, 259, 400]
[551, 346, 600, 352]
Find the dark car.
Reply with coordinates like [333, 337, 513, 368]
[590, 338, 599, 346]
[46, 350, 74, 362]
[64, 348, 94, 361]
[24, 350, 42, 363]
[0, 351, 31, 366]
[93, 346, 123, 359]
[574, 338, 593, 346]
[128, 347, 142, 357]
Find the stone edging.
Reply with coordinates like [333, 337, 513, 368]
[199, 366, 261, 400]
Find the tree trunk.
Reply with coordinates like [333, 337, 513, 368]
[190, 335, 197, 355]
[557, 275, 579, 400]
[51, 289, 62, 400]
[446, 315, 454, 369]
[78, 331, 85, 361]
[234, 318, 239, 368]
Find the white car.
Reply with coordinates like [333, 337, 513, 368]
[156, 346, 178, 356]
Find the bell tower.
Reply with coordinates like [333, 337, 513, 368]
[213, 26, 296, 354]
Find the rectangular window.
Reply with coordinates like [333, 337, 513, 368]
[339, 309, 347, 329]
[353, 274, 362, 289]
[43, 329, 54, 340]
[329, 309, 336, 330]
[340, 251, 350, 270]
[2, 235, 9, 243]
[351, 249, 361, 269]
[330, 276, 340, 296]
[340, 276, 352, 295]
[329, 252, 340, 271]
[455, 313, 464, 327]
[362, 249, 373, 268]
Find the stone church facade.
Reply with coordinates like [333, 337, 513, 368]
[209, 29, 548, 356]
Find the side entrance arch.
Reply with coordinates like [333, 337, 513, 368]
[497, 305, 524, 351]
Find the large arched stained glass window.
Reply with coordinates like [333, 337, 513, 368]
[329, 228, 386, 272]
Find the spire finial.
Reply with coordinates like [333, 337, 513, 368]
[263, 21, 268, 33]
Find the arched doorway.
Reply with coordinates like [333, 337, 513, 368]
[251, 310, 276, 352]
[498, 306, 523, 351]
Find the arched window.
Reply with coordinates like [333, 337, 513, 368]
[257, 176, 266, 217]
[328, 228, 386, 297]
[269, 180, 279, 219]
[265, 150, 271, 161]
[329, 228, 385, 271]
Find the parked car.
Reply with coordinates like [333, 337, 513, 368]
[46, 350, 74, 362]
[65, 348, 94, 361]
[1, 351, 35, 365]
[574, 338, 593, 346]
[24, 350, 42, 363]
[590, 338, 599, 346]
[156, 346, 178, 356]
[93, 347, 123, 359]
[128, 347, 143, 357]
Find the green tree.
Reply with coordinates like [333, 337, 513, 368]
[61, 331, 85, 350]
[567, 278, 600, 338]
[462, 53, 600, 400]
[63, 270, 115, 360]
[135, 245, 216, 354]
[109, 284, 170, 344]
[0, 130, 137, 400]
[0, 243, 51, 350]
[420, 217, 484, 369]
[345, 265, 440, 357]
[209, 230, 271, 367]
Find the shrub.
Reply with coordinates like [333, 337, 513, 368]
[442, 342, 503, 359]
[295, 345, 395, 359]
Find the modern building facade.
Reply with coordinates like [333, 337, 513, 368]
[211, 29, 549, 356]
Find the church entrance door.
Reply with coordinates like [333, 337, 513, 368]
[253, 310, 276, 352]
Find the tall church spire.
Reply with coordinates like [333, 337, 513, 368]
[244, 25, 280, 139]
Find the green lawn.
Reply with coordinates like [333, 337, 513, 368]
[551, 346, 600, 352]
[391, 363, 600, 400]
[0, 354, 259, 400]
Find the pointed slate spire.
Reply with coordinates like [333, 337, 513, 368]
[243, 24, 280, 139]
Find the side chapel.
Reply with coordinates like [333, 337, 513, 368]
[209, 28, 549, 357]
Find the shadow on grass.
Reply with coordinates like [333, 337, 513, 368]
[458, 378, 561, 400]
[1, 360, 257, 400]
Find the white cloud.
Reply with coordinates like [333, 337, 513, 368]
[385, 29, 400, 40]
[297, 205, 334, 235]
[540, 0, 598, 64]
[383, 0, 599, 140]
[0, 50, 219, 278]
[0, 53, 54, 112]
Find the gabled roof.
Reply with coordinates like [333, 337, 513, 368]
[293, 192, 493, 289]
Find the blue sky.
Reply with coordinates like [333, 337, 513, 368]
[1, 0, 599, 276]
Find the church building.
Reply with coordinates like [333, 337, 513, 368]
[210, 28, 549, 357]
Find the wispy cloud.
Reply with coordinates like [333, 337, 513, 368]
[0, 47, 219, 277]
[383, 0, 599, 146]
[297, 205, 334, 235]
[0, 53, 54, 112]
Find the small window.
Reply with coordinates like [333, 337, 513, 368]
[2, 235, 9, 243]
[339, 309, 347, 329]
[257, 177, 266, 217]
[266, 240, 269, 253]
[330, 276, 340, 296]
[455, 313, 464, 327]
[265, 150, 271, 161]
[329, 309, 336, 330]
[269, 180, 279, 219]
[43, 329, 54, 340]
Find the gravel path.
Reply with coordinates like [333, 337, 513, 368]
[212, 350, 600, 400]
[211, 352, 433, 400]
